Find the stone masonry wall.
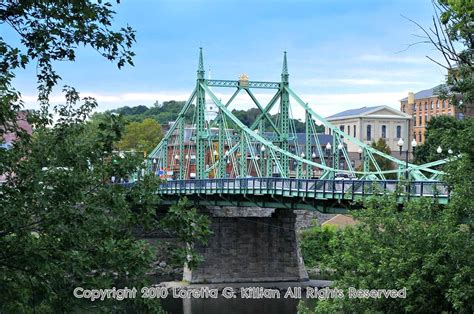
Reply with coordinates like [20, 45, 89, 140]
[183, 207, 308, 283]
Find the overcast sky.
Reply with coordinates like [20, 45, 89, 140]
[6, 0, 447, 119]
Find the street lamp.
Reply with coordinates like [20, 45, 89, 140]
[311, 152, 316, 159]
[411, 139, 417, 154]
[397, 138, 408, 180]
[337, 143, 343, 170]
[213, 149, 218, 157]
[437, 146, 442, 154]
[358, 147, 363, 160]
[448, 149, 453, 155]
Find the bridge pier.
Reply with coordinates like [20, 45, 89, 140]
[183, 207, 309, 283]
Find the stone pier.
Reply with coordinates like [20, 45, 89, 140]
[183, 207, 309, 283]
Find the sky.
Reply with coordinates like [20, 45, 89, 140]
[5, 0, 448, 119]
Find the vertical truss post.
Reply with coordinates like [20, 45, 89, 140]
[196, 48, 206, 179]
[305, 109, 312, 178]
[162, 140, 168, 176]
[279, 51, 290, 177]
[179, 119, 185, 180]
[259, 120, 265, 177]
[363, 148, 370, 174]
[218, 112, 225, 178]
[239, 131, 247, 178]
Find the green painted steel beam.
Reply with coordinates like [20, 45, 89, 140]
[285, 86, 444, 180]
[245, 88, 280, 134]
[207, 79, 280, 89]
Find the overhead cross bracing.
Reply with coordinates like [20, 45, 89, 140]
[148, 48, 449, 185]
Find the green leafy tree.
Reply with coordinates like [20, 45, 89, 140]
[415, 115, 472, 163]
[0, 1, 210, 311]
[117, 118, 163, 154]
[300, 115, 474, 313]
[159, 197, 213, 270]
[299, 224, 337, 269]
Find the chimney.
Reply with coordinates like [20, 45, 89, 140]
[408, 92, 414, 105]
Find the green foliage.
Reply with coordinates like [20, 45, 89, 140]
[415, 116, 472, 163]
[299, 224, 338, 268]
[302, 168, 473, 312]
[0, 0, 135, 117]
[0, 90, 165, 312]
[117, 118, 164, 154]
[159, 197, 213, 270]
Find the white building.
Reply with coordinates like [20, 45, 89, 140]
[325, 106, 412, 159]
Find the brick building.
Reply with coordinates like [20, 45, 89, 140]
[400, 85, 460, 144]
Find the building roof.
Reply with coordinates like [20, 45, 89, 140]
[326, 105, 411, 120]
[321, 214, 357, 229]
[326, 106, 380, 119]
[400, 84, 444, 101]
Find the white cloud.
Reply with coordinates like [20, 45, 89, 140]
[21, 89, 407, 123]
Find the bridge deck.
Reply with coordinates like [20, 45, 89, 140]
[156, 178, 449, 212]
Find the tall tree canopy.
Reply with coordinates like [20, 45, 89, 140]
[117, 118, 163, 154]
[0, 1, 211, 311]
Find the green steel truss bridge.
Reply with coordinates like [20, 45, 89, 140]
[147, 49, 450, 211]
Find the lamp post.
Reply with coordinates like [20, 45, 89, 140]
[260, 145, 266, 176]
[397, 138, 408, 180]
[337, 142, 343, 171]
[326, 142, 332, 178]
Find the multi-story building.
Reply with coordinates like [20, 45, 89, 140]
[400, 85, 460, 144]
[325, 105, 412, 165]
[156, 125, 332, 179]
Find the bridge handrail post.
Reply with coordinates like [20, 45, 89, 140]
[342, 179, 345, 200]
[420, 181, 424, 197]
[351, 179, 355, 201]
[323, 179, 326, 198]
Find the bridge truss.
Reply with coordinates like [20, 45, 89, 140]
[147, 49, 448, 183]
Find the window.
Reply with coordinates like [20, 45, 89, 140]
[412, 104, 416, 111]
[353, 125, 356, 137]
[340, 125, 345, 133]
[381, 125, 387, 138]
[430, 101, 434, 110]
[402, 105, 405, 112]
[347, 125, 350, 136]
[419, 132, 422, 142]
[425, 102, 428, 111]
[436, 101, 440, 109]
[443, 100, 447, 108]
[396, 126, 401, 139]
[419, 116, 422, 126]
[367, 125, 372, 141]
[414, 117, 416, 126]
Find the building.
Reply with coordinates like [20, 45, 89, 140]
[400, 85, 460, 144]
[156, 125, 333, 179]
[325, 106, 411, 164]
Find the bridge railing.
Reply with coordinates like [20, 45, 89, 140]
[157, 177, 450, 202]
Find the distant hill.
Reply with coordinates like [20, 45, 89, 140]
[104, 101, 325, 133]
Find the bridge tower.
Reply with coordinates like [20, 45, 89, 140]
[196, 48, 207, 179]
[279, 52, 290, 177]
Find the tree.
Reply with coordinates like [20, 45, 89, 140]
[300, 112, 474, 313]
[408, 0, 473, 111]
[414, 115, 471, 163]
[117, 118, 163, 154]
[0, 2, 211, 311]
